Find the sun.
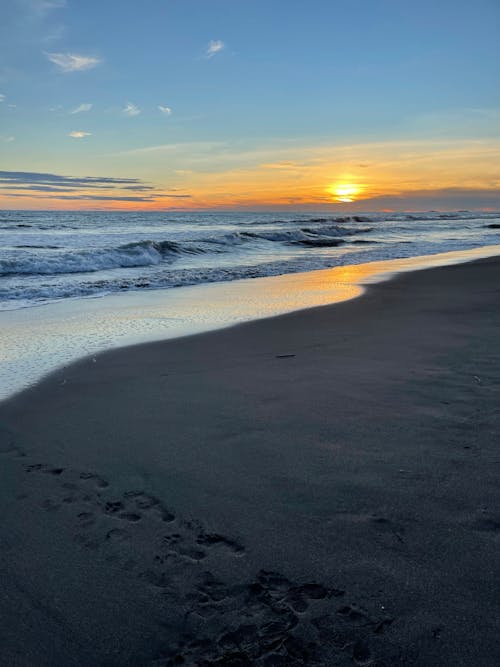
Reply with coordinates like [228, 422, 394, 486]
[327, 182, 362, 203]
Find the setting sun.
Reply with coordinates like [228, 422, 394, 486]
[327, 182, 362, 203]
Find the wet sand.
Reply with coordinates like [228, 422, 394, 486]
[1, 256, 499, 666]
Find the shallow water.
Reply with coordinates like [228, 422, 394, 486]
[1, 244, 499, 401]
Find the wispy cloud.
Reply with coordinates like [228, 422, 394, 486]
[45, 52, 101, 72]
[0, 171, 148, 188]
[1, 136, 15, 143]
[0, 94, 5, 102]
[0, 170, 192, 203]
[158, 105, 172, 115]
[71, 103, 92, 114]
[206, 40, 224, 58]
[123, 102, 140, 117]
[69, 131, 92, 138]
[29, 0, 66, 14]
[115, 141, 222, 156]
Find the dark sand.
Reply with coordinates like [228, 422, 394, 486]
[1, 257, 499, 666]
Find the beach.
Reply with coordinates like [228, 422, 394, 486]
[1, 256, 500, 665]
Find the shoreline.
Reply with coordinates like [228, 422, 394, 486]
[1, 256, 500, 664]
[2, 243, 500, 401]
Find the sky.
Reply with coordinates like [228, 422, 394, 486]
[0, 0, 499, 211]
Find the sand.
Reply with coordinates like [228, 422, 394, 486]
[1, 256, 499, 666]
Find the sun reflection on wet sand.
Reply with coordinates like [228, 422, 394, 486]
[1, 245, 500, 401]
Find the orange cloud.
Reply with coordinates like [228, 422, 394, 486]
[1, 138, 498, 210]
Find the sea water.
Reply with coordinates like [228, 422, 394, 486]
[1, 209, 499, 311]
[1, 209, 500, 399]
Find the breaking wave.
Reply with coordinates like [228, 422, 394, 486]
[0, 240, 208, 276]
[1, 209, 499, 310]
[0, 225, 372, 276]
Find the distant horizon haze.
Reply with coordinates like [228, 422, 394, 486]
[1, 0, 498, 211]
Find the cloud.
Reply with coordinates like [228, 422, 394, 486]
[123, 102, 140, 117]
[45, 52, 101, 72]
[0, 171, 148, 188]
[45, 194, 157, 202]
[29, 0, 66, 14]
[0, 94, 5, 102]
[0, 170, 192, 203]
[154, 194, 193, 198]
[158, 105, 172, 115]
[69, 131, 92, 138]
[115, 140, 221, 156]
[261, 161, 303, 170]
[2, 136, 15, 143]
[71, 103, 92, 114]
[206, 40, 224, 58]
[355, 188, 500, 211]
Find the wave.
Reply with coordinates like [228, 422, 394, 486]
[239, 224, 369, 244]
[295, 238, 345, 247]
[0, 223, 33, 229]
[0, 223, 377, 277]
[2, 208, 497, 282]
[14, 244, 61, 249]
[0, 240, 208, 276]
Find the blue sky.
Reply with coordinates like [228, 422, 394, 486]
[1, 0, 499, 209]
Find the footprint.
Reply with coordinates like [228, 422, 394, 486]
[163, 533, 182, 547]
[124, 490, 175, 522]
[26, 464, 44, 472]
[155, 565, 362, 666]
[179, 547, 207, 562]
[104, 500, 124, 514]
[298, 583, 329, 600]
[77, 511, 96, 527]
[154, 553, 178, 566]
[44, 467, 64, 476]
[337, 604, 372, 624]
[217, 624, 259, 653]
[123, 490, 159, 509]
[26, 464, 64, 475]
[106, 528, 129, 542]
[369, 515, 405, 544]
[196, 572, 234, 603]
[196, 532, 245, 555]
[79, 472, 109, 488]
[284, 588, 309, 613]
[119, 512, 141, 522]
[157, 507, 175, 522]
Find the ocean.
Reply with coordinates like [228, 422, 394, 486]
[1, 209, 499, 311]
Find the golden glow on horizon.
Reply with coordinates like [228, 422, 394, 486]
[1, 139, 499, 211]
[327, 182, 363, 203]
